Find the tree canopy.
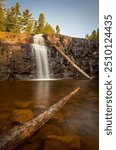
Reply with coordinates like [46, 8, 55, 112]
[5, 2, 21, 33]
[85, 29, 99, 48]
[0, 1, 60, 34]
[0, 2, 6, 31]
[86, 29, 99, 42]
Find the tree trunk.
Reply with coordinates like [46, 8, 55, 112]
[53, 45, 92, 80]
[0, 87, 80, 150]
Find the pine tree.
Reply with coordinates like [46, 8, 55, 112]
[86, 29, 99, 41]
[32, 20, 38, 34]
[21, 9, 32, 33]
[5, 7, 15, 32]
[6, 2, 21, 33]
[37, 13, 45, 33]
[56, 25, 60, 34]
[14, 2, 22, 33]
[96, 28, 99, 39]
[44, 23, 55, 34]
[86, 29, 99, 46]
[0, 1, 6, 31]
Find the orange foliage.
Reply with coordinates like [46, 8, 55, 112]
[0, 31, 30, 44]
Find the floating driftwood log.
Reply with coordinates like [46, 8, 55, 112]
[53, 45, 92, 80]
[0, 87, 80, 150]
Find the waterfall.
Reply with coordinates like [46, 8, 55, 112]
[33, 34, 45, 45]
[31, 34, 50, 79]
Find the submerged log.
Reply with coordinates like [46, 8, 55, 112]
[53, 45, 92, 80]
[0, 87, 80, 150]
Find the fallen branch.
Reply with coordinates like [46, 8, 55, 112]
[0, 87, 80, 150]
[53, 45, 92, 80]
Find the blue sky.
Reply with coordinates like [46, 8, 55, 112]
[6, 0, 99, 38]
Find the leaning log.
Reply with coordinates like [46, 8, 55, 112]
[52, 45, 92, 80]
[0, 87, 80, 150]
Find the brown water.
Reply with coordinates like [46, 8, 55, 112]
[0, 79, 99, 150]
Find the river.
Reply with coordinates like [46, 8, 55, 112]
[0, 79, 99, 150]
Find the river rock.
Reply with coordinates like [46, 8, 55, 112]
[14, 101, 32, 108]
[11, 109, 34, 123]
[52, 111, 64, 123]
[38, 124, 63, 139]
[43, 134, 81, 150]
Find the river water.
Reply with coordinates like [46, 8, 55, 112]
[0, 79, 99, 150]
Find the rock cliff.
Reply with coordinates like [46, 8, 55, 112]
[44, 34, 99, 79]
[0, 34, 99, 80]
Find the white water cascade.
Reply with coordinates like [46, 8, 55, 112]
[31, 34, 50, 79]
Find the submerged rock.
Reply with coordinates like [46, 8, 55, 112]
[43, 134, 81, 150]
[11, 109, 34, 123]
[38, 124, 63, 139]
[52, 111, 64, 123]
[14, 101, 32, 108]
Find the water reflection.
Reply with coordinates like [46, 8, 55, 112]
[34, 81, 50, 109]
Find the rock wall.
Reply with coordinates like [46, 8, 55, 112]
[44, 34, 99, 79]
[0, 34, 99, 80]
[0, 43, 35, 80]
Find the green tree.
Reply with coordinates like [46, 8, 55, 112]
[5, 7, 15, 32]
[56, 25, 60, 34]
[0, 1, 6, 31]
[44, 23, 55, 34]
[32, 20, 38, 34]
[14, 2, 22, 32]
[21, 9, 32, 33]
[86, 29, 99, 42]
[37, 13, 45, 33]
[6, 2, 21, 33]
[96, 28, 99, 39]
[86, 29, 99, 47]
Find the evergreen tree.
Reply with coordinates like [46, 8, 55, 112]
[0, 1, 57, 35]
[96, 28, 99, 39]
[21, 9, 32, 33]
[86, 29, 99, 42]
[86, 29, 99, 46]
[37, 13, 45, 33]
[0, 1, 6, 31]
[56, 25, 60, 34]
[14, 2, 22, 32]
[44, 23, 55, 34]
[5, 7, 15, 32]
[32, 20, 38, 34]
[6, 2, 21, 33]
